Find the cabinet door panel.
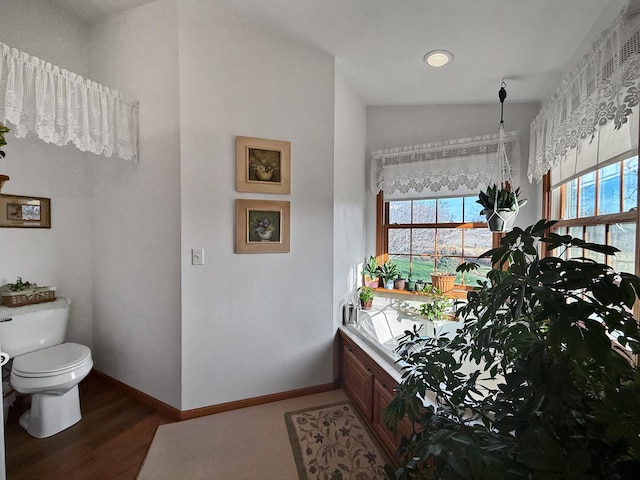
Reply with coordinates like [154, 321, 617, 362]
[343, 346, 373, 420]
[372, 377, 414, 458]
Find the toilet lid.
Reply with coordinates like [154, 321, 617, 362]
[12, 343, 91, 377]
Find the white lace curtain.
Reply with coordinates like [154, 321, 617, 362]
[371, 131, 520, 199]
[529, 0, 640, 183]
[0, 42, 139, 161]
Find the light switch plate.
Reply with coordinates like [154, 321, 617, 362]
[192, 248, 204, 265]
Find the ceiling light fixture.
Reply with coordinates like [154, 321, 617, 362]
[423, 50, 453, 68]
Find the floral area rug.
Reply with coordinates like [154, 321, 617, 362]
[284, 401, 387, 480]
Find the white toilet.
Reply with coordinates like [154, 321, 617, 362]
[0, 298, 93, 438]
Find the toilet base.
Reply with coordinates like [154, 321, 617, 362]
[19, 386, 82, 438]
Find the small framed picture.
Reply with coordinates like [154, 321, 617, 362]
[0, 194, 51, 228]
[236, 199, 290, 253]
[236, 136, 291, 194]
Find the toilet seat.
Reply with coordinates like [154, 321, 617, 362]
[12, 343, 91, 378]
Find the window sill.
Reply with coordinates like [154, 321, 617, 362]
[372, 286, 470, 300]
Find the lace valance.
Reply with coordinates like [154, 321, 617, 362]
[528, 0, 640, 182]
[371, 131, 520, 199]
[0, 42, 138, 161]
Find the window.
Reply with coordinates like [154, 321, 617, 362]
[382, 196, 494, 286]
[548, 155, 638, 274]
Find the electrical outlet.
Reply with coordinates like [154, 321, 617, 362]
[192, 248, 204, 265]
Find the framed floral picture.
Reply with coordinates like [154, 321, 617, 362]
[0, 194, 51, 228]
[236, 199, 290, 253]
[236, 136, 291, 194]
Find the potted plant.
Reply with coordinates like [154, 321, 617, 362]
[358, 286, 374, 310]
[406, 274, 416, 292]
[1, 277, 56, 307]
[414, 277, 426, 292]
[429, 256, 458, 293]
[384, 220, 640, 479]
[379, 261, 399, 290]
[363, 255, 381, 288]
[477, 184, 528, 232]
[414, 294, 451, 321]
[394, 273, 406, 291]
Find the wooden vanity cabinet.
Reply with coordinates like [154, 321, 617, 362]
[338, 330, 412, 460]
[342, 343, 373, 418]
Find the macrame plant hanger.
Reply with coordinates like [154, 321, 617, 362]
[485, 81, 521, 232]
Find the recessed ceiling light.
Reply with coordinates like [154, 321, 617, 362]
[424, 50, 453, 68]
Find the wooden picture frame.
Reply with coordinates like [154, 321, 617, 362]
[0, 194, 51, 228]
[236, 136, 291, 194]
[236, 199, 290, 253]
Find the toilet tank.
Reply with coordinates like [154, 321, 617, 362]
[0, 298, 70, 358]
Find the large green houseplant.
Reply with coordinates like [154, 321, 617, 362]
[385, 220, 640, 479]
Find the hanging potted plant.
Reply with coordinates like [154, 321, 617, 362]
[362, 255, 381, 288]
[430, 256, 458, 293]
[477, 82, 527, 233]
[477, 184, 527, 232]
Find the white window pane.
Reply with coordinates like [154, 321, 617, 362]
[464, 196, 484, 223]
[436, 228, 462, 256]
[579, 172, 595, 217]
[389, 229, 411, 254]
[563, 179, 578, 219]
[437, 198, 463, 223]
[463, 228, 493, 259]
[585, 225, 606, 264]
[598, 163, 621, 215]
[389, 201, 411, 224]
[389, 254, 410, 278]
[413, 199, 436, 223]
[412, 255, 436, 282]
[569, 226, 584, 259]
[412, 228, 435, 255]
[611, 223, 636, 274]
[624, 156, 638, 213]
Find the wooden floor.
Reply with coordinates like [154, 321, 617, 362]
[4, 372, 175, 480]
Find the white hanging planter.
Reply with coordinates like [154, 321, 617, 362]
[478, 186, 528, 233]
[478, 83, 527, 233]
[483, 208, 519, 233]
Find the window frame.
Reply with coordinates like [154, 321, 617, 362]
[375, 192, 500, 288]
[543, 153, 639, 275]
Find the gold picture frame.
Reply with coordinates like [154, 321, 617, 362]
[236, 136, 291, 194]
[236, 199, 290, 253]
[0, 194, 51, 228]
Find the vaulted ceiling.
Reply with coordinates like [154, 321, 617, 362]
[51, 0, 619, 105]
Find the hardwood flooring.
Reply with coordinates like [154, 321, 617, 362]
[4, 372, 175, 480]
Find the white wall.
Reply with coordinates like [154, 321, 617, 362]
[365, 103, 541, 254]
[0, 0, 94, 348]
[333, 62, 367, 332]
[88, 0, 182, 408]
[178, 0, 336, 410]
